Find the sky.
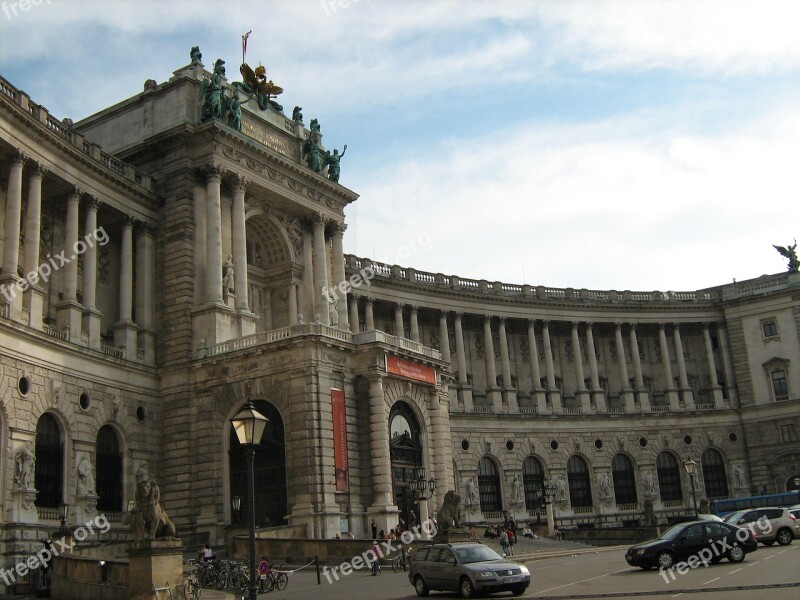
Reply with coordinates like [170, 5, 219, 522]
[1, 0, 798, 291]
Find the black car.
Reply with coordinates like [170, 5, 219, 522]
[625, 520, 757, 570]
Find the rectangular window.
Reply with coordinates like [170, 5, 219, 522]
[781, 424, 798, 443]
[771, 370, 789, 400]
[762, 320, 778, 338]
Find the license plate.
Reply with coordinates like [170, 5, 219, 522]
[260, 574, 266, 580]
[504, 576, 521, 584]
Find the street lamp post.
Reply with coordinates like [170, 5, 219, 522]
[231, 495, 241, 525]
[683, 457, 699, 519]
[58, 502, 69, 536]
[414, 466, 436, 540]
[230, 401, 268, 600]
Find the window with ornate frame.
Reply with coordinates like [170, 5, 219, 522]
[612, 454, 638, 505]
[763, 357, 790, 401]
[701, 448, 729, 499]
[478, 457, 502, 512]
[761, 318, 778, 340]
[656, 452, 683, 501]
[522, 456, 545, 510]
[567, 455, 592, 507]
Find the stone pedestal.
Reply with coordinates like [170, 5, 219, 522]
[75, 493, 99, 527]
[23, 285, 44, 329]
[433, 527, 472, 544]
[56, 299, 83, 343]
[9, 488, 38, 523]
[128, 539, 183, 600]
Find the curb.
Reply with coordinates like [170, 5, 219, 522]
[512, 544, 628, 563]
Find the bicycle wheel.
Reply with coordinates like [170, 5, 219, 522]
[275, 571, 289, 590]
[183, 579, 200, 600]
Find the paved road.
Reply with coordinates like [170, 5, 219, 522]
[250, 542, 799, 600]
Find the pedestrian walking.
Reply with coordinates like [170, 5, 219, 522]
[371, 541, 382, 575]
[500, 529, 510, 557]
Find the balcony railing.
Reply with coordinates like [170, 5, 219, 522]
[573, 506, 594, 514]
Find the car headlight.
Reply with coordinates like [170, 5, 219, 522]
[635, 549, 647, 556]
[476, 571, 495, 579]
[519, 566, 530, 576]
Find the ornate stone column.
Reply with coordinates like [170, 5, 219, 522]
[703, 323, 725, 408]
[629, 324, 650, 411]
[585, 323, 606, 412]
[365, 297, 375, 331]
[193, 183, 207, 306]
[301, 228, 315, 319]
[673, 324, 695, 410]
[482, 316, 502, 411]
[22, 163, 45, 329]
[367, 375, 398, 534]
[330, 222, 349, 328]
[232, 175, 257, 336]
[289, 282, 299, 324]
[2, 152, 26, 320]
[439, 311, 451, 364]
[454, 312, 473, 411]
[349, 294, 360, 333]
[136, 223, 156, 363]
[312, 214, 329, 324]
[394, 303, 405, 338]
[114, 215, 137, 357]
[615, 323, 635, 412]
[498, 317, 518, 412]
[56, 185, 83, 342]
[82, 197, 102, 349]
[658, 324, 681, 410]
[571, 322, 590, 413]
[527, 320, 548, 414]
[409, 305, 420, 342]
[204, 164, 224, 304]
[717, 325, 739, 407]
[542, 321, 561, 412]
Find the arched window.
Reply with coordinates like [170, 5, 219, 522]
[702, 449, 729, 498]
[35, 414, 63, 508]
[612, 454, 637, 504]
[229, 401, 288, 527]
[389, 402, 423, 527]
[567, 455, 592, 507]
[478, 457, 502, 512]
[96, 425, 123, 512]
[522, 456, 545, 510]
[656, 452, 683, 501]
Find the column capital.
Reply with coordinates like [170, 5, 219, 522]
[330, 220, 347, 235]
[541, 319, 550, 328]
[585, 321, 594, 329]
[86, 196, 102, 210]
[630, 323, 638, 331]
[231, 173, 249, 192]
[484, 314, 493, 324]
[314, 212, 328, 227]
[122, 214, 136, 228]
[69, 184, 85, 199]
[498, 316, 507, 325]
[571, 321, 580, 329]
[31, 163, 47, 178]
[395, 303, 406, 312]
[614, 321, 624, 330]
[365, 296, 374, 306]
[202, 163, 224, 181]
[135, 220, 156, 236]
[454, 311, 464, 319]
[11, 149, 28, 166]
[440, 309, 450, 319]
[410, 305, 419, 313]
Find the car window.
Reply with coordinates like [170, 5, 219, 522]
[435, 549, 456, 564]
[705, 522, 728, 537]
[414, 547, 430, 562]
[740, 511, 758, 523]
[683, 524, 705, 543]
[764, 509, 782, 519]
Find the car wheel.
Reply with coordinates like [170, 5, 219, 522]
[656, 550, 675, 570]
[511, 584, 527, 596]
[460, 576, 476, 599]
[414, 575, 429, 597]
[776, 528, 793, 546]
[763, 540, 775, 546]
[727, 543, 745, 563]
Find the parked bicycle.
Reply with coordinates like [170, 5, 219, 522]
[391, 548, 411, 573]
[257, 561, 289, 592]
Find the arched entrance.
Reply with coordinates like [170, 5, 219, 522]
[229, 400, 288, 527]
[245, 215, 294, 332]
[389, 402, 422, 530]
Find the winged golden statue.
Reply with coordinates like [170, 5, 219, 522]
[233, 63, 284, 113]
[773, 239, 799, 272]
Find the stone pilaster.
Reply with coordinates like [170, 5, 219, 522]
[330, 222, 349, 328]
[527, 320, 547, 413]
[703, 323, 725, 408]
[454, 312, 473, 411]
[22, 163, 45, 329]
[673, 324, 695, 410]
[659, 324, 681, 410]
[365, 297, 375, 331]
[136, 222, 156, 363]
[630, 324, 650, 411]
[367, 375, 398, 534]
[56, 185, 84, 342]
[717, 325, 739, 407]
[312, 214, 329, 324]
[82, 197, 102, 349]
[439, 311, 451, 364]
[585, 323, 606, 412]
[395, 303, 405, 338]
[349, 294, 360, 332]
[483, 316, 502, 412]
[498, 317, 517, 412]
[1, 152, 26, 321]
[204, 164, 224, 304]
[542, 321, 561, 412]
[409, 305, 420, 342]
[193, 183, 207, 306]
[615, 323, 635, 412]
[571, 322, 590, 413]
[113, 215, 137, 358]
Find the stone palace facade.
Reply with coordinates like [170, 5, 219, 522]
[1, 51, 798, 582]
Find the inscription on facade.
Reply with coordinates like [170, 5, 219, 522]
[241, 116, 291, 156]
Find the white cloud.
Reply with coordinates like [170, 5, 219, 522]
[345, 106, 800, 290]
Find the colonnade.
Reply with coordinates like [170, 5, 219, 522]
[1, 151, 155, 362]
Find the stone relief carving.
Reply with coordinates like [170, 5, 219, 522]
[77, 457, 96, 496]
[14, 442, 35, 489]
[598, 472, 613, 504]
[644, 471, 658, 498]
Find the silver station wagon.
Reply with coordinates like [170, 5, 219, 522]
[408, 542, 531, 598]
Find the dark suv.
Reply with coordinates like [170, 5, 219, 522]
[408, 542, 530, 598]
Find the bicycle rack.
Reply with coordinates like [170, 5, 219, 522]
[152, 583, 174, 599]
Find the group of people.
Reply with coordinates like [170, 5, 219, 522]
[482, 517, 546, 556]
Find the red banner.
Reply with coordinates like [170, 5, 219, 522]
[386, 355, 437, 385]
[331, 388, 349, 492]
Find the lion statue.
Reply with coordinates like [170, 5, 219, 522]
[131, 465, 177, 542]
[436, 490, 463, 531]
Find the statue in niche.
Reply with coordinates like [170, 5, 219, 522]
[512, 474, 523, 505]
[223, 255, 235, 293]
[644, 471, 657, 498]
[14, 442, 35, 489]
[773, 240, 799, 272]
[77, 457, 96, 496]
[190, 46, 202, 65]
[465, 477, 479, 507]
[292, 106, 303, 124]
[554, 475, 567, 503]
[324, 145, 347, 183]
[232, 63, 284, 113]
[734, 464, 746, 489]
[328, 295, 339, 326]
[599, 472, 612, 501]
